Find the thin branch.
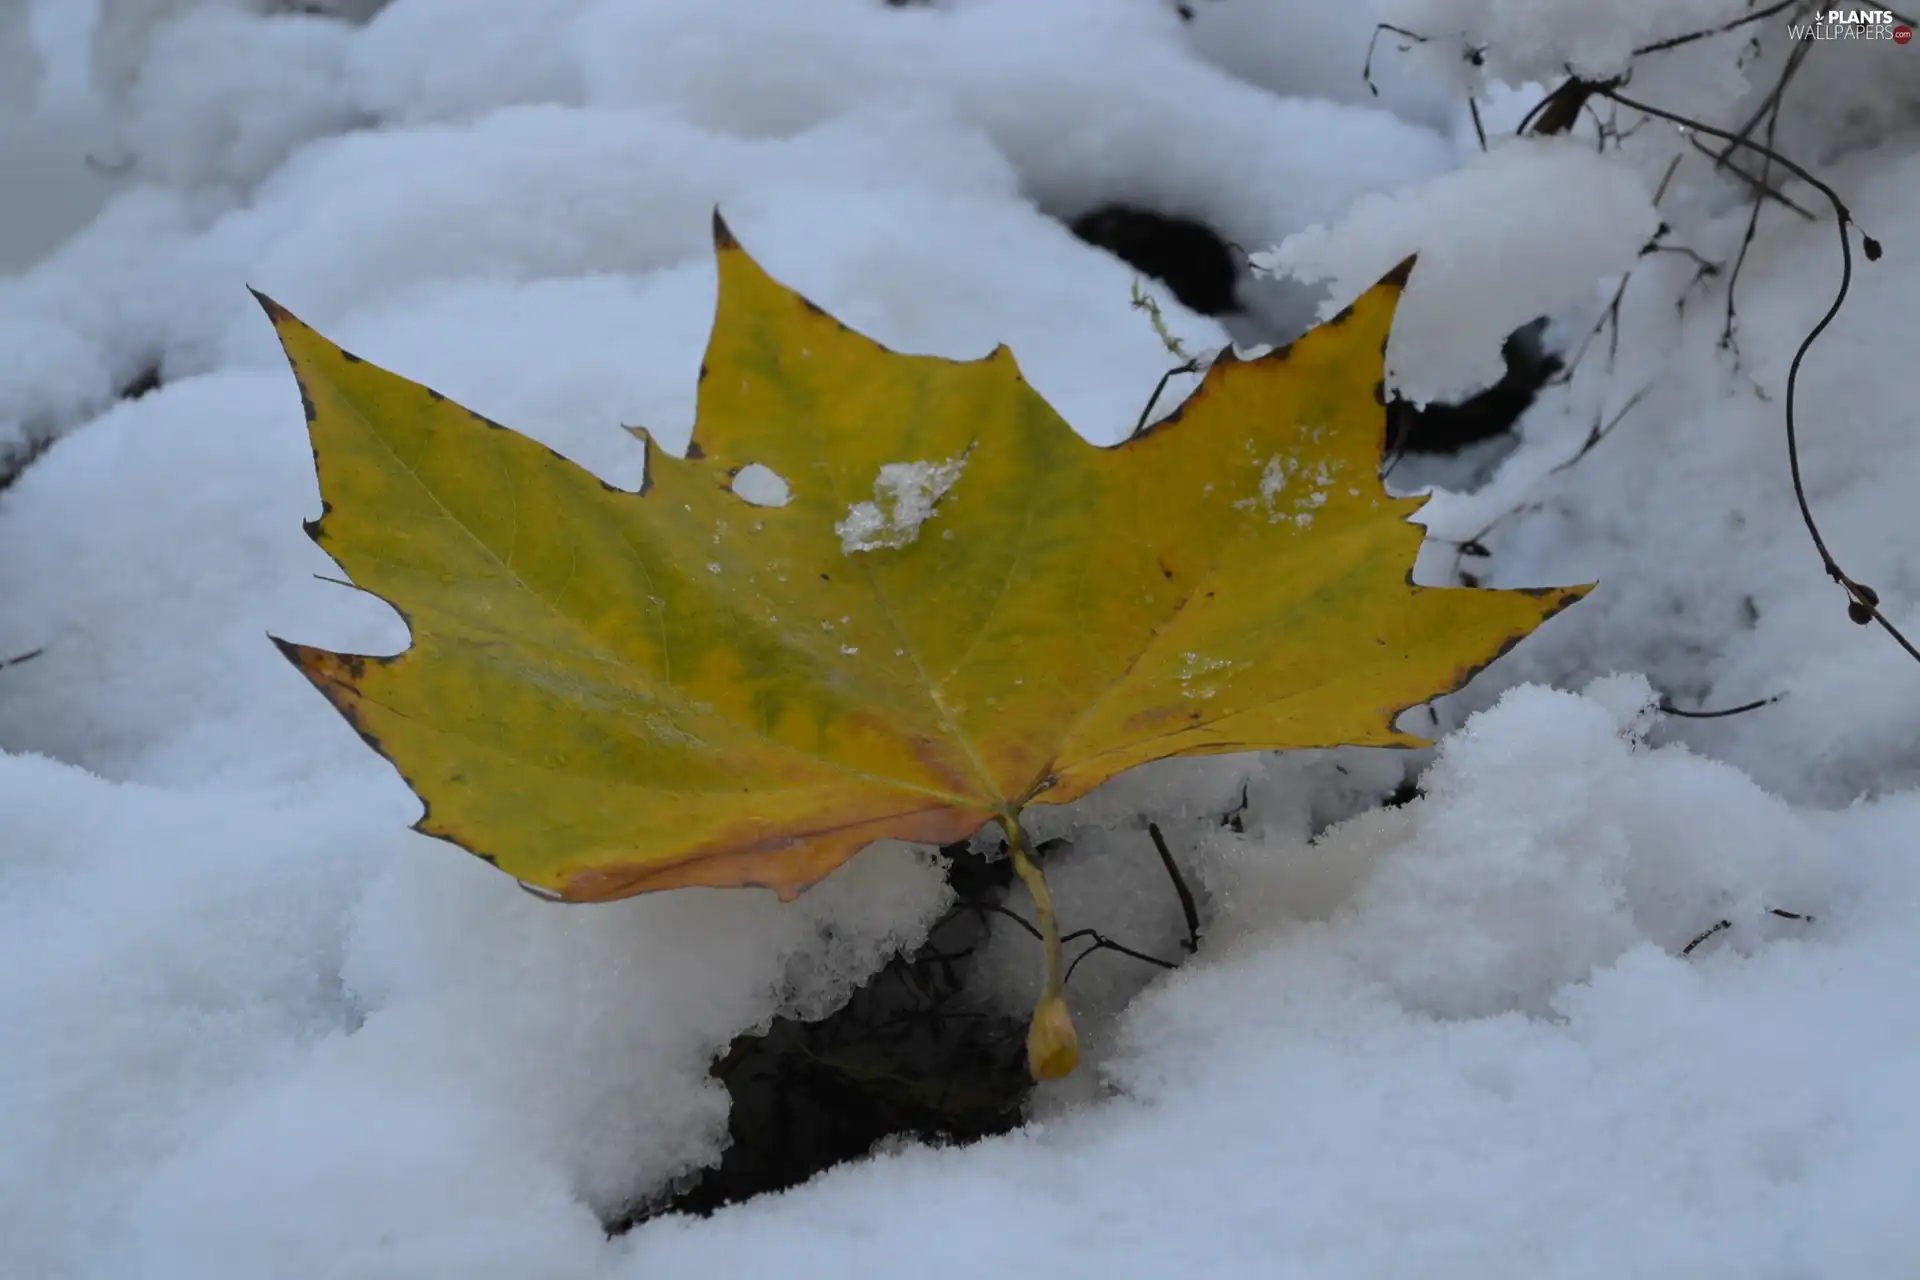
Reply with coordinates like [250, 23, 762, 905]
[1550, 224, 1668, 388]
[1633, 0, 1805, 56]
[1363, 23, 1433, 97]
[1146, 822, 1201, 953]
[1131, 359, 1203, 438]
[963, 901, 1045, 943]
[1690, 136, 1816, 219]
[1444, 388, 1649, 585]
[1645, 243, 1720, 274]
[1656, 692, 1784, 719]
[1720, 41, 1813, 351]
[957, 892, 1182, 985]
[1710, 34, 1814, 173]
[1683, 918, 1733, 956]
[1062, 930, 1180, 985]
[1650, 152, 1685, 206]
[1684, 904, 1815, 958]
[1602, 85, 1915, 665]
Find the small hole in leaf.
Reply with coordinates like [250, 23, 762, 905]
[732, 463, 791, 508]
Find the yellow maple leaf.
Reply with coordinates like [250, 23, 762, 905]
[261, 215, 1587, 1078]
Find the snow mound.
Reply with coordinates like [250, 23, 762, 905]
[627, 682, 1915, 1278]
[1257, 139, 1659, 403]
[3, 0, 1918, 1274]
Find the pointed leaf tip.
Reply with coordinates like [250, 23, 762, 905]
[250, 287, 294, 325]
[711, 208, 738, 250]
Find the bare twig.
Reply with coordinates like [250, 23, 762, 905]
[1633, 0, 1806, 56]
[965, 901, 1046, 943]
[1713, 59, 1797, 171]
[1650, 152, 1685, 206]
[1720, 41, 1814, 351]
[1683, 918, 1733, 955]
[1646, 243, 1721, 275]
[1146, 822, 1202, 953]
[1363, 23, 1434, 97]
[1442, 388, 1649, 585]
[1062, 930, 1179, 984]
[1131, 359, 1204, 437]
[1602, 84, 1914, 665]
[1656, 692, 1784, 719]
[1693, 138, 1818, 219]
[1684, 904, 1815, 958]
[950, 838, 1189, 989]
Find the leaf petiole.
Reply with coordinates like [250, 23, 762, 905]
[1002, 810, 1079, 1080]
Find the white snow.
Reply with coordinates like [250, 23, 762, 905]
[836, 450, 971, 553]
[632, 681, 1920, 1277]
[1378, 0, 1756, 84]
[1256, 138, 1660, 404]
[3, 0, 1919, 1276]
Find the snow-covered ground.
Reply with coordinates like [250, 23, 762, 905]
[3, 1, 1917, 1275]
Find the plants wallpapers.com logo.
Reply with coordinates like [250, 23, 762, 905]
[1788, 8, 1915, 41]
